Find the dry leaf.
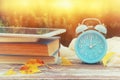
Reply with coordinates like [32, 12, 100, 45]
[26, 59, 44, 66]
[61, 57, 73, 66]
[102, 52, 115, 66]
[20, 59, 43, 74]
[4, 68, 16, 75]
[20, 65, 41, 74]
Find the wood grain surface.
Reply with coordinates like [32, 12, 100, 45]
[0, 59, 120, 79]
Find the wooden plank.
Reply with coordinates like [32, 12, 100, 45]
[0, 59, 120, 79]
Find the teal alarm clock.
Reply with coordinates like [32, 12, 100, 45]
[75, 18, 107, 64]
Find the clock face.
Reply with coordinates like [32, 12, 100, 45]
[75, 30, 107, 63]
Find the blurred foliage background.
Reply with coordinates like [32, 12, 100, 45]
[0, 0, 120, 46]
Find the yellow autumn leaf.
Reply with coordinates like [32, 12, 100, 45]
[4, 68, 16, 75]
[102, 52, 115, 66]
[26, 59, 44, 67]
[20, 64, 41, 74]
[61, 57, 73, 66]
[20, 68, 41, 74]
[28, 65, 41, 73]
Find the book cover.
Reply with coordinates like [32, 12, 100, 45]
[0, 51, 60, 64]
[0, 37, 60, 56]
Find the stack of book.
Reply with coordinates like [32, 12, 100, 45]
[0, 37, 60, 64]
[0, 27, 66, 64]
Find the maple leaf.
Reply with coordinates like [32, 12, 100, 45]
[26, 59, 44, 66]
[102, 52, 115, 66]
[36, 59, 44, 66]
[20, 65, 41, 74]
[61, 57, 73, 66]
[20, 59, 43, 74]
[20, 65, 29, 71]
[4, 68, 16, 75]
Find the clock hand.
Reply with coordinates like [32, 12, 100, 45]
[90, 35, 94, 45]
[89, 45, 93, 48]
[92, 43, 97, 47]
[89, 36, 93, 48]
[90, 36, 92, 44]
[89, 43, 96, 48]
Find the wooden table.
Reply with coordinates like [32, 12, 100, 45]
[0, 59, 120, 79]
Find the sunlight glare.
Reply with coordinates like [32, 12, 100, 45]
[53, 0, 73, 10]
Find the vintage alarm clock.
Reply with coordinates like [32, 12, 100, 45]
[75, 18, 107, 64]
